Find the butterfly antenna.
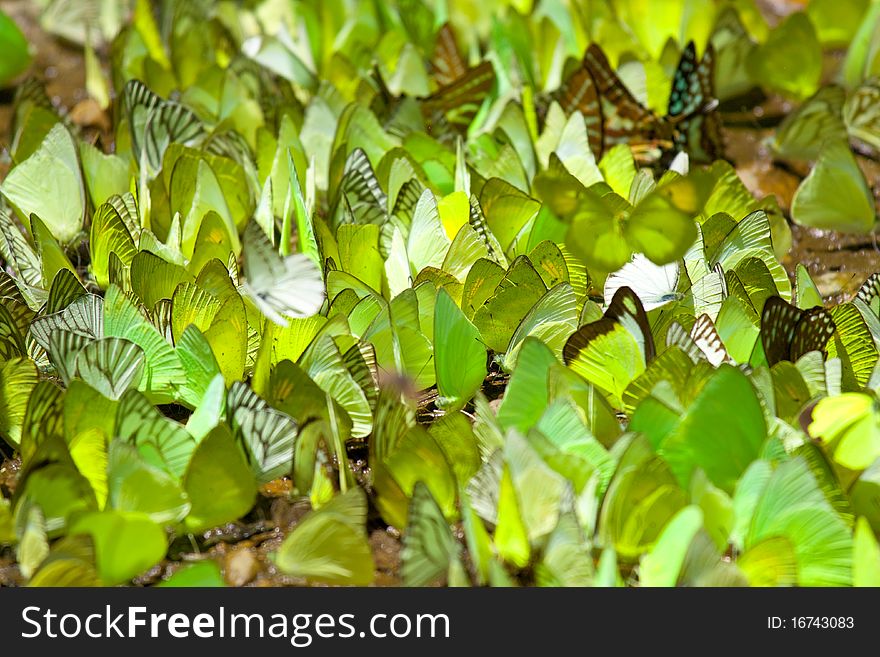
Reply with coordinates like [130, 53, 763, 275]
[475, 336, 491, 351]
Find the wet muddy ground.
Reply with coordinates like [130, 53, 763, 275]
[0, 0, 878, 586]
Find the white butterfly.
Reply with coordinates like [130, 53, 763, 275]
[239, 222, 325, 326]
[604, 253, 681, 312]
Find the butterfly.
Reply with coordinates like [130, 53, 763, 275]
[123, 80, 205, 174]
[666, 42, 725, 164]
[844, 80, 880, 152]
[553, 62, 604, 160]
[773, 85, 847, 161]
[563, 286, 655, 408]
[553, 42, 724, 165]
[239, 222, 326, 327]
[333, 148, 387, 228]
[227, 380, 298, 483]
[582, 44, 673, 162]
[565, 285, 655, 365]
[400, 481, 463, 586]
[760, 296, 836, 366]
[604, 253, 727, 317]
[10, 76, 58, 149]
[604, 254, 681, 313]
[666, 314, 731, 366]
[431, 22, 468, 87]
[421, 61, 496, 137]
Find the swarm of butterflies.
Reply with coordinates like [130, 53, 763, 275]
[0, 0, 879, 587]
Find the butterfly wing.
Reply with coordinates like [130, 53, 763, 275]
[844, 82, 880, 151]
[241, 222, 325, 326]
[468, 195, 507, 266]
[392, 178, 426, 225]
[554, 64, 604, 160]
[604, 286, 656, 363]
[857, 272, 880, 316]
[761, 296, 802, 365]
[791, 307, 836, 362]
[691, 313, 731, 366]
[142, 102, 204, 171]
[667, 43, 724, 163]
[124, 80, 204, 172]
[335, 148, 387, 227]
[583, 44, 665, 153]
[604, 254, 680, 313]
[123, 80, 163, 163]
[668, 43, 703, 117]
[666, 320, 704, 363]
[562, 317, 618, 364]
[760, 296, 835, 366]
[422, 60, 495, 136]
[431, 23, 468, 87]
[774, 86, 847, 161]
[689, 262, 728, 320]
[401, 481, 461, 586]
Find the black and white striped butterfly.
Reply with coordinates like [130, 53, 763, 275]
[856, 272, 880, 313]
[123, 80, 205, 174]
[666, 314, 731, 366]
[333, 148, 387, 228]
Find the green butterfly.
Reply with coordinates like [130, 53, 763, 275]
[564, 286, 655, 409]
[401, 481, 464, 586]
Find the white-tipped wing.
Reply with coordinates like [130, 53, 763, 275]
[240, 222, 325, 326]
[604, 253, 680, 312]
[668, 151, 690, 176]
